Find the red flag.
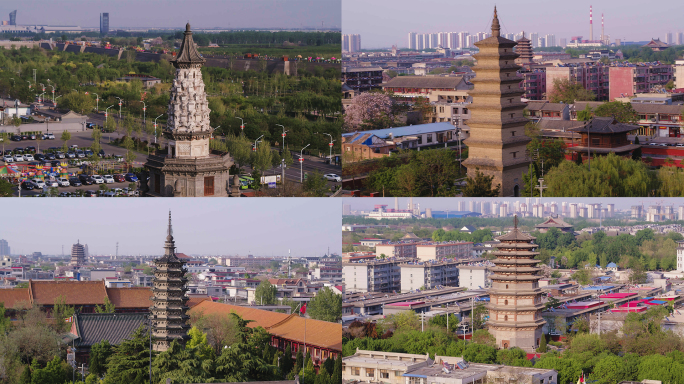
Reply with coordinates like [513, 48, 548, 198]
[300, 303, 306, 314]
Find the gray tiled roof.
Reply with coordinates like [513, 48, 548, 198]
[526, 102, 568, 112]
[383, 76, 465, 89]
[74, 313, 148, 348]
[571, 117, 639, 134]
[630, 103, 684, 115]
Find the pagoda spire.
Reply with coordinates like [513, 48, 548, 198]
[164, 211, 177, 259]
[492, 6, 501, 37]
[172, 22, 205, 69]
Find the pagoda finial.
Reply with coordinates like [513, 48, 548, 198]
[186, 22, 191, 32]
[514, 215, 519, 229]
[167, 211, 173, 240]
[492, 6, 501, 37]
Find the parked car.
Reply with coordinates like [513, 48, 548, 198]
[23, 154, 35, 161]
[84, 190, 98, 197]
[56, 151, 65, 159]
[323, 173, 342, 182]
[113, 174, 125, 182]
[58, 192, 72, 197]
[125, 173, 139, 182]
[27, 134, 36, 140]
[45, 153, 56, 160]
[103, 174, 115, 183]
[10, 135, 21, 141]
[25, 146, 36, 153]
[57, 177, 70, 187]
[68, 177, 82, 187]
[91, 175, 104, 184]
[13, 147, 23, 154]
[50, 160, 61, 167]
[111, 188, 124, 196]
[3, 155, 13, 163]
[66, 151, 76, 159]
[13, 154, 24, 162]
[34, 153, 45, 161]
[45, 179, 59, 187]
[86, 122, 96, 129]
[31, 179, 46, 188]
[98, 149, 105, 158]
[114, 155, 124, 162]
[42, 133, 55, 140]
[21, 181, 35, 190]
[76, 150, 85, 158]
[79, 174, 94, 185]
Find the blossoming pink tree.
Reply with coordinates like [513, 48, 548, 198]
[344, 92, 395, 132]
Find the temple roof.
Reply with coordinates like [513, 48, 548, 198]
[172, 23, 205, 67]
[535, 217, 573, 229]
[73, 313, 148, 348]
[570, 116, 639, 134]
[496, 216, 536, 242]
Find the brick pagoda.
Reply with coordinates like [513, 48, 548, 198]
[150, 212, 190, 352]
[487, 216, 545, 351]
[462, 7, 531, 196]
[515, 32, 534, 65]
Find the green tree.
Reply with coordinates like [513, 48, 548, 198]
[59, 91, 95, 114]
[103, 325, 152, 384]
[252, 141, 274, 176]
[535, 353, 582, 384]
[280, 345, 294, 377]
[52, 295, 75, 333]
[30, 356, 71, 384]
[88, 340, 113, 378]
[577, 104, 593, 121]
[593, 101, 639, 124]
[538, 334, 547, 352]
[548, 78, 596, 103]
[307, 287, 342, 323]
[332, 357, 342, 384]
[254, 280, 278, 305]
[95, 297, 116, 313]
[0, 178, 14, 197]
[572, 269, 591, 285]
[302, 170, 329, 197]
[590, 355, 626, 384]
[462, 169, 501, 197]
[60, 131, 71, 152]
[187, 326, 215, 361]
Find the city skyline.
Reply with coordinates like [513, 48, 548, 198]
[342, 198, 684, 213]
[2, 199, 341, 257]
[2, 0, 341, 30]
[342, 0, 684, 48]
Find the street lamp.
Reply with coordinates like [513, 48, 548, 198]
[235, 117, 245, 132]
[88, 92, 99, 112]
[316, 132, 335, 163]
[253, 135, 264, 152]
[105, 105, 115, 122]
[276, 124, 288, 151]
[40, 83, 45, 93]
[49, 85, 55, 104]
[38, 92, 45, 103]
[299, 144, 310, 183]
[154, 114, 165, 144]
[54, 95, 63, 103]
[116, 97, 123, 118]
[139, 100, 147, 127]
[26, 80, 32, 89]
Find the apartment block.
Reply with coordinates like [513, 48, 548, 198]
[400, 259, 461, 292]
[343, 259, 404, 293]
[416, 242, 473, 262]
[457, 266, 490, 289]
[518, 70, 547, 100]
[546, 64, 610, 101]
[342, 67, 384, 92]
[609, 64, 673, 100]
[375, 243, 418, 259]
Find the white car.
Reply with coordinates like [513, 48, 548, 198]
[57, 177, 70, 187]
[31, 179, 46, 188]
[24, 154, 35, 161]
[111, 188, 124, 196]
[45, 179, 59, 187]
[2, 155, 12, 163]
[13, 154, 24, 162]
[323, 173, 342, 182]
[103, 174, 115, 184]
[42, 133, 55, 140]
[91, 175, 104, 184]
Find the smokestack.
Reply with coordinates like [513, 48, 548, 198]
[395, 197, 398, 211]
[590, 5, 593, 42]
[601, 13, 605, 44]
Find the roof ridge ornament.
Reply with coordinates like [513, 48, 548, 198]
[491, 6, 501, 38]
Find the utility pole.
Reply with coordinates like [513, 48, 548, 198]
[536, 178, 547, 200]
[116, 242, 119, 259]
[33, 68, 36, 84]
[288, 249, 291, 278]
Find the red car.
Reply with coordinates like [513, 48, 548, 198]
[113, 174, 126, 182]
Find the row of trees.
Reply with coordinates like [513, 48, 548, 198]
[254, 281, 342, 322]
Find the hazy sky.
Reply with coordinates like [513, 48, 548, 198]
[2, 199, 341, 257]
[343, 0, 684, 48]
[343, 198, 684, 212]
[4, 0, 341, 29]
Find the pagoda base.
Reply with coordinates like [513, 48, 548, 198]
[489, 323, 544, 352]
[462, 158, 529, 197]
[145, 153, 233, 197]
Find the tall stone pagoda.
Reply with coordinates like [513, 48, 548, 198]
[145, 23, 232, 197]
[487, 216, 545, 351]
[515, 32, 534, 65]
[462, 8, 531, 197]
[150, 212, 190, 352]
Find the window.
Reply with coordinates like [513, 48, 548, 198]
[505, 299, 508, 305]
[380, 370, 389, 379]
[504, 315, 508, 321]
[352, 367, 360, 376]
[204, 176, 215, 196]
[427, 134, 433, 143]
[366, 368, 375, 377]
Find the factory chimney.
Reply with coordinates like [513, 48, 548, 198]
[589, 5, 594, 41]
[601, 13, 605, 45]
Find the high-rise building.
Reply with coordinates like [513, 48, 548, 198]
[677, 32, 684, 46]
[677, 241, 684, 272]
[151, 212, 190, 351]
[560, 38, 567, 47]
[145, 23, 233, 196]
[487, 216, 545, 351]
[545, 34, 556, 47]
[463, 8, 531, 197]
[408, 32, 417, 50]
[666, 32, 673, 45]
[458, 32, 470, 49]
[70, 241, 85, 266]
[448, 32, 458, 50]
[529, 32, 539, 48]
[0, 239, 9, 256]
[343, 34, 361, 52]
[9, 10, 16, 26]
[343, 204, 351, 216]
[100, 13, 109, 35]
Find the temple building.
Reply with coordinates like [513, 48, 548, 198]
[487, 216, 545, 351]
[145, 23, 233, 197]
[463, 8, 531, 197]
[151, 212, 190, 352]
[514, 33, 534, 65]
[534, 217, 574, 233]
[568, 116, 641, 161]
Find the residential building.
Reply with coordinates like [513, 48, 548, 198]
[457, 266, 490, 289]
[677, 241, 684, 272]
[99, 13, 108, 35]
[546, 64, 610, 101]
[675, 60, 684, 90]
[343, 34, 361, 53]
[518, 69, 547, 100]
[342, 350, 431, 384]
[342, 67, 383, 92]
[376, 243, 418, 259]
[9, 10, 16, 26]
[525, 102, 569, 121]
[0, 240, 9, 256]
[400, 259, 461, 292]
[609, 64, 673, 100]
[343, 258, 405, 293]
[416, 242, 473, 261]
[382, 76, 471, 101]
[630, 103, 684, 138]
